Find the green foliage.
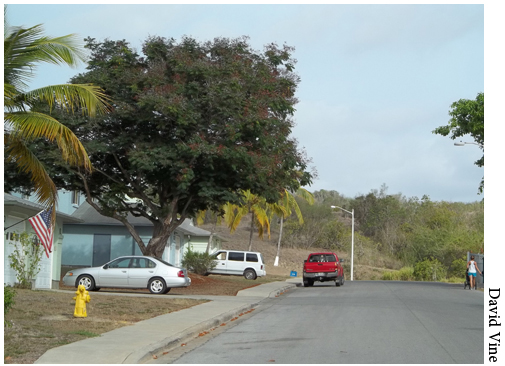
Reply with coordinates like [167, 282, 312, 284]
[381, 267, 414, 281]
[281, 201, 333, 249]
[4, 14, 109, 207]
[181, 247, 217, 275]
[381, 271, 395, 281]
[449, 258, 467, 278]
[8, 231, 44, 288]
[25, 35, 312, 258]
[398, 266, 415, 281]
[4, 285, 16, 326]
[413, 258, 447, 281]
[319, 220, 349, 251]
[432, 93, 484, 193]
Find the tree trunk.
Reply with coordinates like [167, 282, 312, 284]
[206, 216, 218, 253]
[205, 232, 214, 254]
[248, 213, 254, 251]
[274, 218, 284, 266]
[145, 234, 171, 259]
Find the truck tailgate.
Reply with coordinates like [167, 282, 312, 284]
[304, 262, 335, 273]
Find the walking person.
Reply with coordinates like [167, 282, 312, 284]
[466, 255, 482, 290]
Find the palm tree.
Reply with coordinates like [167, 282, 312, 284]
[4, 10, 109, 210]
[273, 188, 314, 266]
[195, 204, 235, 253]
[226, 190, 272, 251]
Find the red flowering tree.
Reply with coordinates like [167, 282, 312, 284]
[33, 36, 312, 258]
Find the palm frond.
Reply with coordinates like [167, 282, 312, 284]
[6, 111, 93, 171]
[4, 24, 85, 91]
[20, 84, 110, 116]
[5, 133, 58, 208]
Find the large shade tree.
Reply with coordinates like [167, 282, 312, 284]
[23, 35, 312, 258]
[4, 11, 109, 209]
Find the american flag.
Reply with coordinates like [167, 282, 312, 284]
[29, 208, 53, 258]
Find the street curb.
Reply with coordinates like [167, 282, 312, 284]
[267, 283, 299, 297]
[127, 302, 259, 364]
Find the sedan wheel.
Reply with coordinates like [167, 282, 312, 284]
[77, 275, 95, 291]
[148, 278, 167, 294]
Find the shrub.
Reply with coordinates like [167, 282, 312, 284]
[381, 267, 413, 281]
[398, 266, 414, 281]
[382, 271, 395, 281]
[181, 247, 217, 275]
[8, 231, 44, 288]
[4, 285, 16, 326]
[414, 258, 447, 281]
[449, 258, 467, 278]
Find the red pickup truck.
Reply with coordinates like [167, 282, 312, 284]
[302, 252, 345, 287]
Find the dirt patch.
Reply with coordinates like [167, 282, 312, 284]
[3, 289, 206, 364]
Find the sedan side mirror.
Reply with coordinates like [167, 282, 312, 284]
[103, 264, 109, 269]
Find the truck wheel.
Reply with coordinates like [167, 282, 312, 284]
[303, 278, 313, 287]
[244, 269, 257, 280]
[336, 276, 342, 287]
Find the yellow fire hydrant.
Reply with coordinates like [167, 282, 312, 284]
[73, 285, 91, 318]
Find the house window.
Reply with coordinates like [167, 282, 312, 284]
[71, 191, 80, 205]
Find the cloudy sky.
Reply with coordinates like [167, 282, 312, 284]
[6, 2, 495, 203]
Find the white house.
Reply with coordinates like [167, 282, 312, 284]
[4, 193, 81, 289]
[4, 191, 224, 288]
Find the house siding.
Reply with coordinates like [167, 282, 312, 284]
[62, 225, 153, 266]
[4, 200, 68, 289]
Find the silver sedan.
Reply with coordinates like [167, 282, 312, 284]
[62, 256, 191, 294]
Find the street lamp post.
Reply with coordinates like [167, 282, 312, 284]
[331, 205, 354, 281]
[454, 141, 483, 147]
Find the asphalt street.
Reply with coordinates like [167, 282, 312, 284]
[165, 281, 484, 364]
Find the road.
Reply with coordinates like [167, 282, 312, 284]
[155, 281, 484, 364]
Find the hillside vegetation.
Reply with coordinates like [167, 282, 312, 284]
[199, 185, 484, 282]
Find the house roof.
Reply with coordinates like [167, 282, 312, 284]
[70, 201, 153, 226]
[4, 193, 82, 223]
[69, 201, 219, 238]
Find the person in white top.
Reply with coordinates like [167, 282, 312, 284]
[466, 255, 482, 290]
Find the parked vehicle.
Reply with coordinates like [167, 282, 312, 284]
[207, 250, 266, 280]
[302, 252, 345, 287]
[62, 256, 191, 294]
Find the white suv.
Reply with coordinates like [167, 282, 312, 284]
[207, 250, 266, 280]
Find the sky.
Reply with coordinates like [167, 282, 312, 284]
[5, 2, 495, 204]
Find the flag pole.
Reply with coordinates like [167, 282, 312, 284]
[4, 217, 32, 231]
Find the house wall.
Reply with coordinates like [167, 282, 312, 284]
[9, 190, 84, 216]
[62, 225, 153, 266]
[186, 236, 222, 254]
[4, 209, 64, 289]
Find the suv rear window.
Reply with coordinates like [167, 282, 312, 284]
[246, 253, 258, 262]
[228, 252, 245, 261]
